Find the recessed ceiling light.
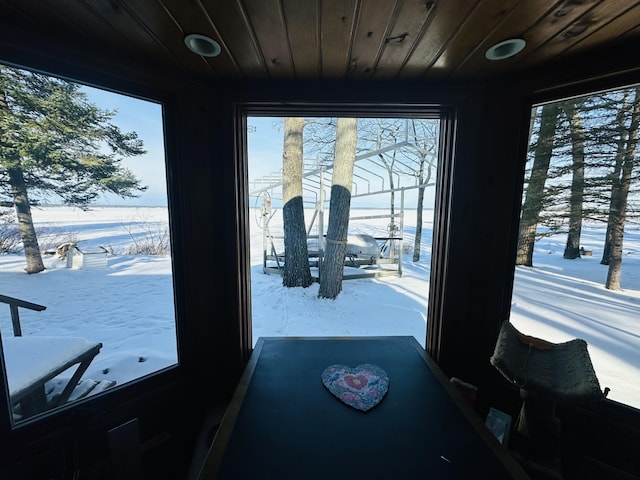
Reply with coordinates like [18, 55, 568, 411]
[184, 34, 221, 57]
[485, 38, 526, 61]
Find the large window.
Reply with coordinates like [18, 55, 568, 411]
[0, 64, 178, 426]
[510, 84, 640, 410]
[246, 114, 440, 348]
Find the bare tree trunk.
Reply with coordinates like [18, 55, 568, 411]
[318, 118, 357, 299]
[563, 101, 585, 260]
[412, 121, 437, 262]
[606, 88, 640, 290]
[282, 117, 312, 288]
[516, 104, 560, 266]
[413, 183, 425, 262]
[8, 167, 45, 273]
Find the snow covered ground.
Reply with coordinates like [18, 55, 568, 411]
[0, 205, 637, 420]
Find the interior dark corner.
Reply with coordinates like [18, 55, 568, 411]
[1, 2, 640, 479]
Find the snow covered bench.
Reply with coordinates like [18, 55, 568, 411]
[3, 336, 103, 419]
[0, 294, 112, 420]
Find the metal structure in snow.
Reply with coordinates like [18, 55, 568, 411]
[249, 118, 438, 282]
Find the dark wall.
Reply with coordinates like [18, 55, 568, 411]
[200, 78, 531, 390]
[430, 83, 529, 384]
[169, 84, 247, 394]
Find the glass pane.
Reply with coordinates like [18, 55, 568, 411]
[0, 64, 177, 424]
[510, 86, 640, 409]
[247, 116, 440, 348]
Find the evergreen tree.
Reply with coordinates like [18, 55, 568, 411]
[602, 90, 633, 266]
[518, 86, 640, 289]
[516, 104, 560, 266]
[604, 87, 640, 290]
[0, 66, 146, 273]
[562, 99, 586, 260]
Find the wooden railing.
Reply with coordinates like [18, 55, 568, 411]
[0, 294, 46, 337]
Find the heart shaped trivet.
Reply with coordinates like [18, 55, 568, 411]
[321, 364, 389, 412]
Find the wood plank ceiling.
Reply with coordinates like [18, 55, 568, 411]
[1, 0, 640, 82]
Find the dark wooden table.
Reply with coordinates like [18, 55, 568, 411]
[197, 336, 529, 479]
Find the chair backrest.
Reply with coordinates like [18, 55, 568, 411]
[0, 294, 46, 336]
[490, 321, 606, 403]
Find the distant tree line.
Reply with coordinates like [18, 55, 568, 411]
[517, 85, 640, 290]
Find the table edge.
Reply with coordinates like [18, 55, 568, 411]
[196, 336, 529, 480]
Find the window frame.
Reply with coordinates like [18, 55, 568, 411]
[234, 101, 457, 365]
[510, 78, 640, 413]
[0, 60, 185, 434]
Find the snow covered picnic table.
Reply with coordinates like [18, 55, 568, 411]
[3, 336, 103, 419]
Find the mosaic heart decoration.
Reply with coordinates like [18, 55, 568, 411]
[321, 364, 389, 412]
